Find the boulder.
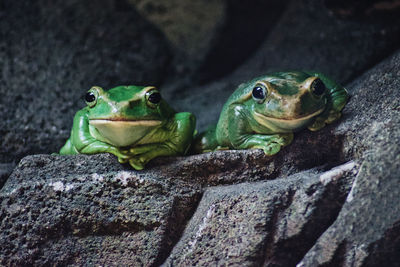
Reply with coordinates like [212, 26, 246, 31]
[0, 154, 201, 266]
[164, 162, 357, 266]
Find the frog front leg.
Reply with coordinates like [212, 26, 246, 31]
[235, 133, 293, 155]
[128, 112, 196, 170]
[226, 105, 293, 155]
[60, 110, 131, 162]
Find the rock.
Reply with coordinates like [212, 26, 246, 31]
[0, 0, 171, 164]
[298, 137, 400, 266]
[0, 154, 201, 266]
[297, 50, 400, 266]
[164, 162, 357, 266]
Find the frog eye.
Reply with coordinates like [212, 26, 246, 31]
[85, 88, 99, 107]
[252, 85, 267, 103]
[146, 89, 162, 107]
[310, 78, 326, 97]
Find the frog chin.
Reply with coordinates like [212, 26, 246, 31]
[89, 119, 162, 147]
[253, 109, 324, 132]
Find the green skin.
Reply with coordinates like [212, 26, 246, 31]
[194, 71, 348, 155]
[59, 85, 196, 170]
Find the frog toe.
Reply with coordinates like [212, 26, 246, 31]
[254, 142, 282, 156]
[308, 117, 326, 131]
[277, 133, 294, 146]
[326, 111, 342, 124]
[128, 158, 145, 170]
[264, 143, 282, 155]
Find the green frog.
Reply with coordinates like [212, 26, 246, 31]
[59, 85, 196, 170]
[194, 71, 348, 155]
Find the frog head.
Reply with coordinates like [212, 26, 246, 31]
[242, 71, 328, 132]
[84, 85, 174, 147]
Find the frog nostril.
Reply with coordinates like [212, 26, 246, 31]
[128, 99, 140, 108]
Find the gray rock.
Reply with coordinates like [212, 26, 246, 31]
[164, 162, 357, 266]
[297, 51, 400, 266]
[0, 0, 171, 164]
[0, 154, 201, 266]
[298, 136, 400, 266]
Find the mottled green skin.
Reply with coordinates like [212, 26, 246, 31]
[194, 71, 348, 155]
[59, 85, 196, 170]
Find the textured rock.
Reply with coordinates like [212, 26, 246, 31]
[298, 137, 400, 266]
[0, 0, 171, 164]
[164, 162, 357, 266]
[0, 154, 201, 266]
[297, 50, 400, 266]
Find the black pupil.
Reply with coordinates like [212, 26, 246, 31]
[312, 79, 326, 96]
[148, 92, 161, 104]
[85, 92, 96, 102]
[252, 86, 265, 99]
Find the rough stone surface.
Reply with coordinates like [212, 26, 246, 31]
[0, 154, 201, 266]
[164, 162, 357, 266]
[0, 0, 171, 164]
[299, 137, 400, 266]
[297, 50, 400, 266]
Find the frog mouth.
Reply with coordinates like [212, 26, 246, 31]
[89, 119, 162, 147]
[254, 109, 324, 132]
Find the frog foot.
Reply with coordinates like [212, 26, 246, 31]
[128, 156, 147, 170]
[308, 111, 342, 131]
[308, 117, 326, 131]
[113, 148, 132, 164]
[246, 133, 293, 156]
[254, 142, 282, 155]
